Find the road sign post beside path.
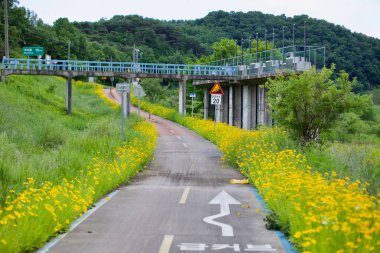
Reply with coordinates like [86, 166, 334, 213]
[116, 83, 130, 142]
[190, 92, 196, 117]
[209, 82, 224, 130]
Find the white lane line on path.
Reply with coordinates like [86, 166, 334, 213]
[36, 190, 119, 253]
[176, 135, 182, 140]
[182, 142, 188, 148]
[158, 235, 174, 253]
[169, 129, 175, 133]
[179, 186, 191, 204]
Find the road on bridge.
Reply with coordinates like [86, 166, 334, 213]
[46, 89, 286, 253]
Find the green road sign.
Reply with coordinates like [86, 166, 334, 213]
[22, 46, 45, 56]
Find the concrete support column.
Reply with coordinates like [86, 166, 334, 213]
[250, 84, 258, 129]
[242, 85, 251, 129]
[258, 86, 265, 125]
[203, 87, 209, 119]
[233, 85, 242, 127]
[228, 86, 233, 125]
[179, 79, 187, 115]
[66, 74, 72, 115]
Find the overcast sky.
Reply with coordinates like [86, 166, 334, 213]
[18, 0, 380, 39]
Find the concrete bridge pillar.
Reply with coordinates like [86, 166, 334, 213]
[228, 86, 233, 125]
[250, 84, 258, 129]
[179, 79, 187, 115]
[257, 86, 266, 125]
[233, 85, 242, 128]
[242, 85, 251, 129]
[203, 87, 209, 119]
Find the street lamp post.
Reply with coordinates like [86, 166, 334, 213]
[68, 40, 71, 60]
[220, 44, 223, 61]
[241, 38, 244, 65]
[256, 33, 259, 62]
[272, 28, 275, 61]
[293, 24, 295, 56]
[235, 40, 238, 66]
[249, 36, 252, 55]
[227, 41, 230, 65]
[304, 21, 307, 59]
[282, 26, 285, 67]
[265, 29, 267, 61]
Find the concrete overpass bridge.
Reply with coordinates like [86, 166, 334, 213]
[2, 45, 325, 128]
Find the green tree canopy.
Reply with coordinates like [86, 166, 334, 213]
[265, 65, 373, 144]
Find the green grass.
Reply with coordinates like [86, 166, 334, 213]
[0, 75, 157, 252]
[0, 75, 136, 204]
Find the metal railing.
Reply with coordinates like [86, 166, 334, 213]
[2, 58, 239, 77]
[205, 45, 325, 76]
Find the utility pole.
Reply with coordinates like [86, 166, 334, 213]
[67, 40, 71, 60]
[4, 0, 9, 58]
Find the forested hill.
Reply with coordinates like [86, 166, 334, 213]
[74, 11, 380, 90]
[1, 1, 379, 90]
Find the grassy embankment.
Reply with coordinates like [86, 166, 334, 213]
[130, 96, 379, 253]
[0, 76, 157, 252]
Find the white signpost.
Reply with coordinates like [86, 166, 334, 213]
[190, 92, 196, 117]
[116, 83, 131, 142]
[209, 82, 224, 130]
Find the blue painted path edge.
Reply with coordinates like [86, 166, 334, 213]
[249, 188, 298, 253]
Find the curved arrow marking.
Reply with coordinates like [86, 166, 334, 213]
[203, 191, 241, 237]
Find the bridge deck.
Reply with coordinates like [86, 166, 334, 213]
[1, 58, 238, 80]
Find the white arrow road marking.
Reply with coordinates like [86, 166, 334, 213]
[203, 191, 241, 237]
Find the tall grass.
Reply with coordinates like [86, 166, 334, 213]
[0, 76, 122, 203]
[0, 76, 157, 252]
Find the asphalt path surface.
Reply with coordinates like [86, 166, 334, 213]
[48, 89, 286, 253]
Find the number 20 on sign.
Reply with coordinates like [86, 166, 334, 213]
[211, 94, 222, 105]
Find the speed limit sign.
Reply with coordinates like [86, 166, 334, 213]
[211, 94, 222, 105]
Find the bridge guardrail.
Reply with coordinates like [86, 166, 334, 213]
[1, 58, 239, 77]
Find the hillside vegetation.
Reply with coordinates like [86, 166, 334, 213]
[0, 76, 157, 252]
[0, 1, 379, 90]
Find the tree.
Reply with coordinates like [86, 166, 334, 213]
[265, 65, 373, 144]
